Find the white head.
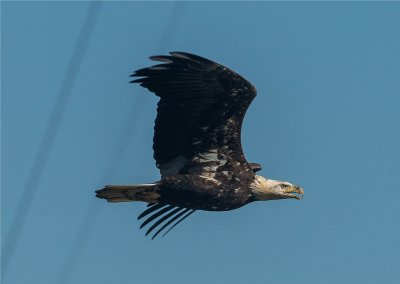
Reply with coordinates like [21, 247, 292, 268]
[250, 175, 304, 201]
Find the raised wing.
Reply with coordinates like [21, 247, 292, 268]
[130, 52, 257, 176]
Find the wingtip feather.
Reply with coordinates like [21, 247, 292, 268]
[149, 55, 173, 62]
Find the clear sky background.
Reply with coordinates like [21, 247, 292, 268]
[2, 2, 400, 284]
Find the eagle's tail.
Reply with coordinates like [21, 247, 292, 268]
[95, 184, 159, 203]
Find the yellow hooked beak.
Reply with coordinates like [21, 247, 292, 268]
[283, 185, 304, 200]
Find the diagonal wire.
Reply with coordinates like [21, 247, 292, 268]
[55, 2, 187, 284]
[1, 2, 102, 281]
[154, 1, 187, 53]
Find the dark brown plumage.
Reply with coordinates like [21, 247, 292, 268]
[96, 52, 303, 239]
[132, 52, 256, 169]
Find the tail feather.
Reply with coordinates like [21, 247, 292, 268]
[95, 184, 159, 203]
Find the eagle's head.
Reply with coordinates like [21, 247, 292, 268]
[250, 175, 304, 201]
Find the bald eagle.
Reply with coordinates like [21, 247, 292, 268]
[96, 52, 303, 239]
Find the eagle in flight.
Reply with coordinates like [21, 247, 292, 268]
[96, 52, 304, 239]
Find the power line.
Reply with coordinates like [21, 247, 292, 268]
[55, 99, 140, 284]
[55, 2, 187, 284]
[155, 1, 187, 53]
[1, 2, 102, 281]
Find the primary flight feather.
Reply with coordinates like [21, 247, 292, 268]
[96, 52, 304, 239]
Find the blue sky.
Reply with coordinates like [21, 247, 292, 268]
[2, 2, 400, 284]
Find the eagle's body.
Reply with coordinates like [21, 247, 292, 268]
[96, 52, 303, 238]
[147, 158, 255, 212]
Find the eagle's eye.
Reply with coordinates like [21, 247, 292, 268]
[281, 184, 289, 188]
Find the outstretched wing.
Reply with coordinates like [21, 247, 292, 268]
[130, 52, 257, 237]
[130, 51, 257, 176]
